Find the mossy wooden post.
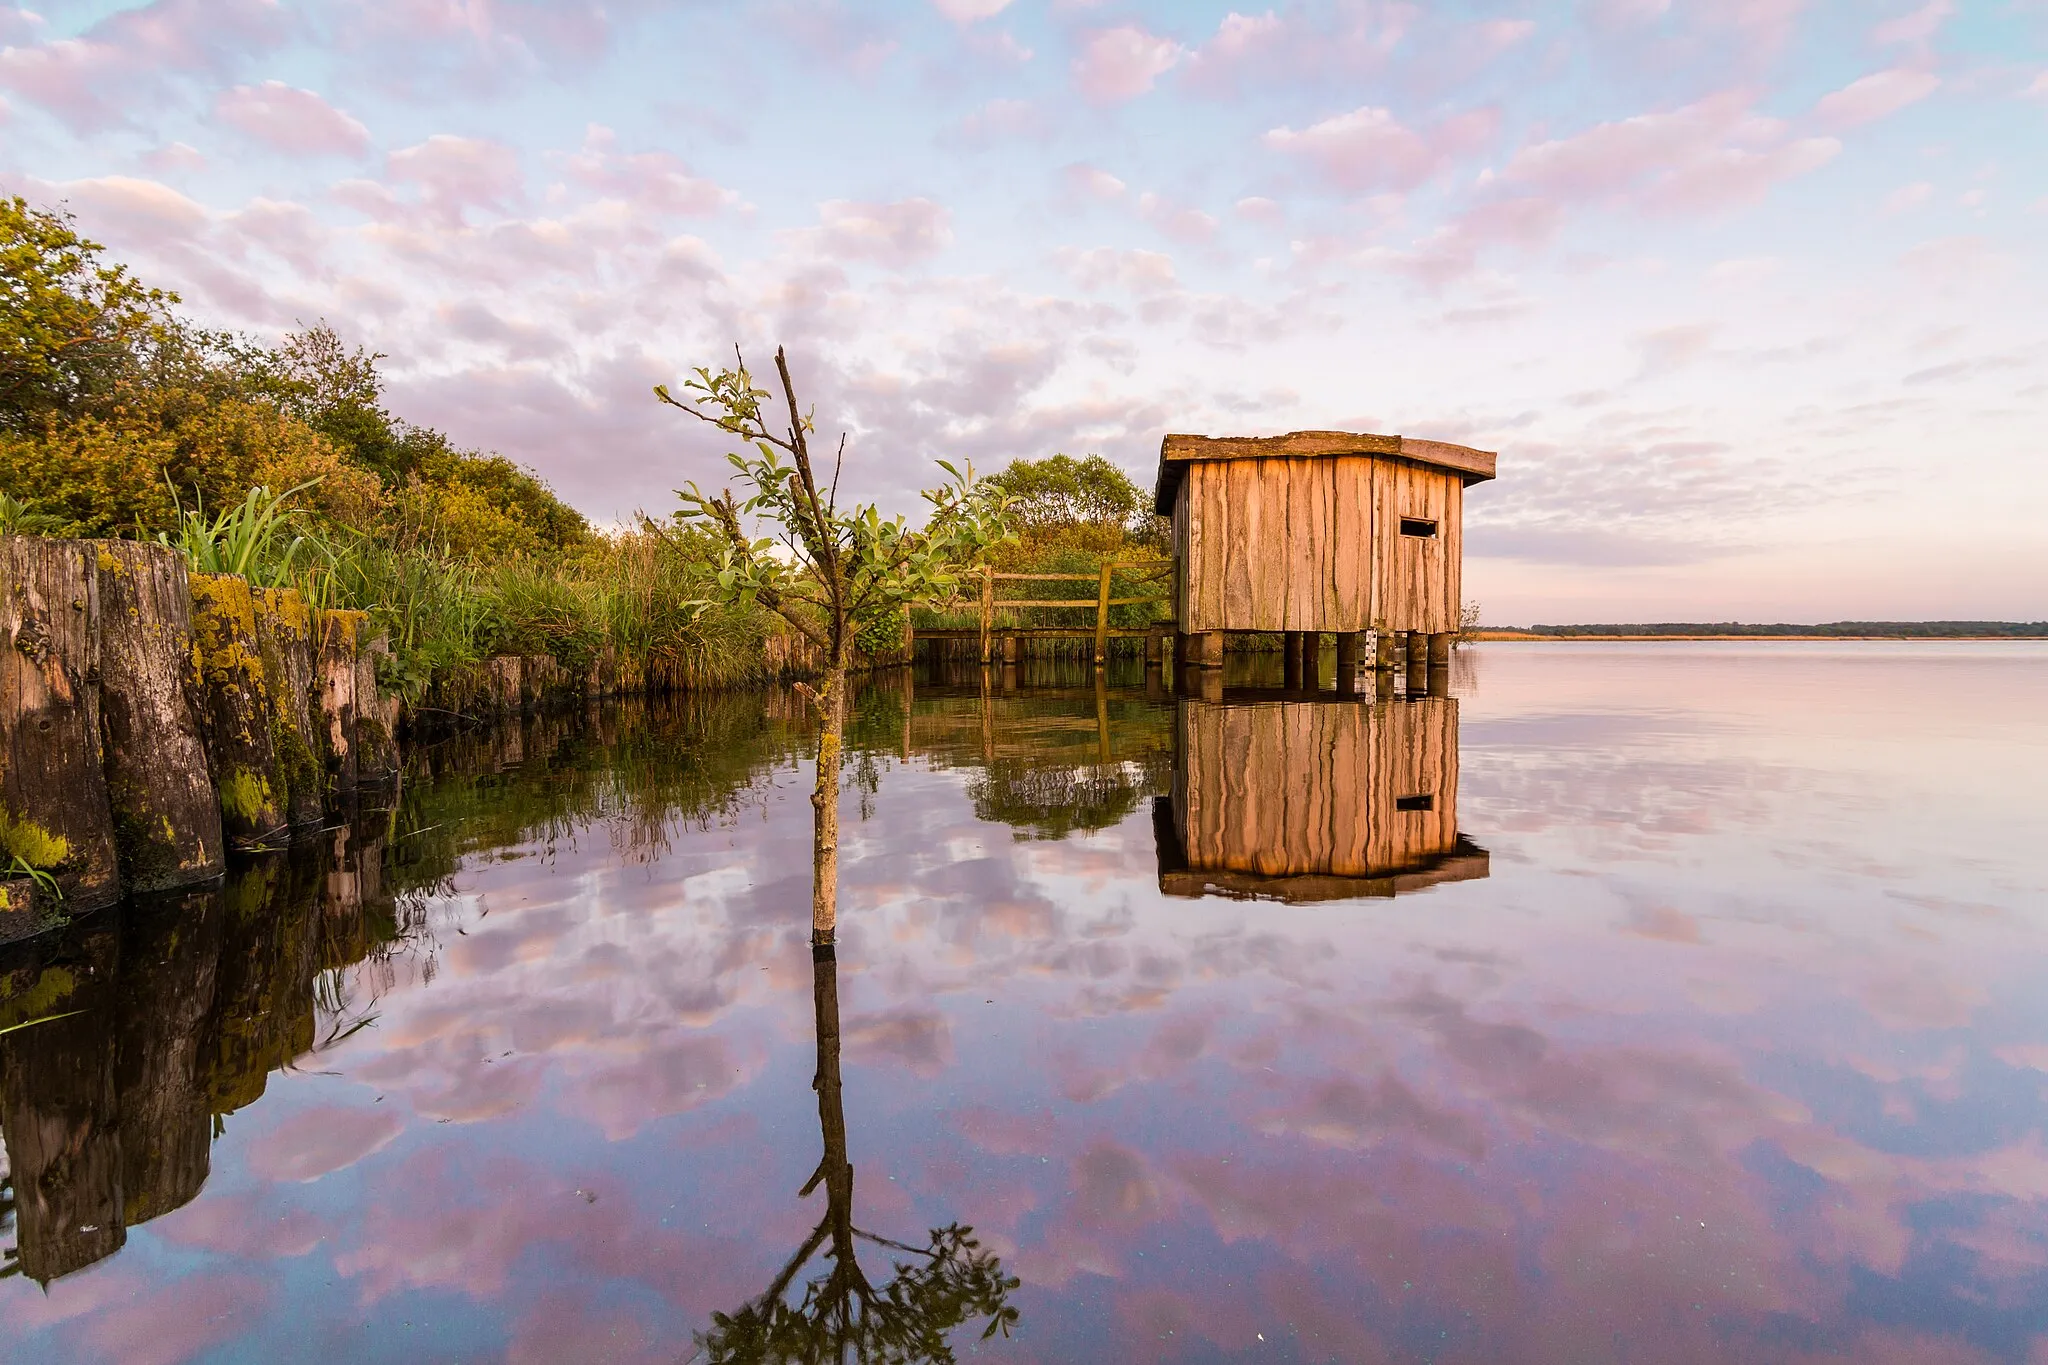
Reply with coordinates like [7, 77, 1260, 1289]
[355, 632, 400, 786]
[314, 609, 364, 807]
[1, 536, 123, 910]
[92, 541, 224, 890]
[189, 573, 288, 850]
[254, 587, 324, 830]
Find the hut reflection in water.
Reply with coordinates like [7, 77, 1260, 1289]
[1158, 690, 1489, 903]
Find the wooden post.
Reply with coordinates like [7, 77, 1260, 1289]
[1335, 632, 1359, 697]
[92, 540, 223, 892]
[1283, 631, 1304, 688]
[355, 633, 400, 786]
[1304, 633, 1324, 688]
[1374, 630, 1400, 671]
[1094, 562, 1112, 667]
[1428, 632, 1454, 665]
[979, 566, 994, 666]
[189, 573, 289, 851]
[1181, 631, 1223, 668]
[254, 587, 324, 830]
[1, 537, 122, 911]
[1407, 631, 1429, 668]
[1003, 634, 1019, 665]
[314, 609, 365, 808]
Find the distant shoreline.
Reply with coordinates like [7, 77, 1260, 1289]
[1472, 627, 2047, 642]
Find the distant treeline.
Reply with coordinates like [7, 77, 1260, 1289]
[1501, 622, 2048, 638]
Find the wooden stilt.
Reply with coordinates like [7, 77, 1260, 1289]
[1374, 630, 1400, 671]
[1335, 632, 1359, 697]
[1283, 631, 1304, 689]
[1428, 632, 1454, 665]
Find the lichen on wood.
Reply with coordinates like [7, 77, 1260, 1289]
[188, 572, 288, 849]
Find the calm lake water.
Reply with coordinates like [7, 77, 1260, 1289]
[4, 643, 2046, 1364]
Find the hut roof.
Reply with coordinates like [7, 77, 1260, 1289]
[1152, 430, 1496, 515]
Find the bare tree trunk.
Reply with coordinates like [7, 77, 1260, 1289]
[810, 659, 847, 942]
[93, 540, 224, 891]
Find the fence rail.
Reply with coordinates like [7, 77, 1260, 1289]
[910, 561, 1178, 667]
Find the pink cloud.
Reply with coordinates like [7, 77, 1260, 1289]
[931, 0, 1013, 20]
[810, 197, 953, 266]
[141, 141, 207, 173]
[0, 4, 43, 44]
[1180, 4, 1411, 97]
[1352, 193, 1562, 287]
[2023, 72, 2047, 102]
[1057, 245, 1178, 295]
[946, 97, 1050, 147]
[1072, 23, 1184, 105]
[1814, 68, 1939, 129]
[1884, 181, 1933, 214]
[1062, 162, 1127, 200]
[1137, 191, 1217, 243]
[1235, 195, 1283, 224]
[562, 125, 737, 215]
[1501, 91, 1838, 214]
[1265, 104, 1497, 194]
[216, 81, 371, 156]
[1873, 0, 1952, 45]
[246, 1106, 404, 1182]
[0, 0, 288, 131]
[30, 174, 210, 237]
[387, 133, 524, 225]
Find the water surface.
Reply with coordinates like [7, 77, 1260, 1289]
[3, 643, 2046, 1363]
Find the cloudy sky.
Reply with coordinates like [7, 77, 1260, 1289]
[3, 0, 2043, 622]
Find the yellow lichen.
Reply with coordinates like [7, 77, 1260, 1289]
[0, 808, 72, 869]
[218, 768, 274, 822]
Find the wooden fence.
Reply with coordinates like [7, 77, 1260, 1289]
[910, 562, 1176, 666]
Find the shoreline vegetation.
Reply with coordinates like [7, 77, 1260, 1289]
[1474, 622, 2048, 640]
[0, 198, 1177, 712]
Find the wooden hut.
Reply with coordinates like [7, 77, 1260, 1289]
[1156, 695, 1488, 903]
[1154, 430, 1496, 669]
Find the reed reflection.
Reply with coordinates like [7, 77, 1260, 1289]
[1158, 687, 1487, 902]
[697, 941, 1018, 1363]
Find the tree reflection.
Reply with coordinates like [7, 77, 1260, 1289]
[698, 943, 1018, 1363]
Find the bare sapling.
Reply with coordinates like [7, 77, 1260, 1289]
[656, 347, 1012, 943]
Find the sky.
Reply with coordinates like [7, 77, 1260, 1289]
[2, 0, 2044, 623]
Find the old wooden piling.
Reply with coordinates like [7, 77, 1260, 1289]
[315, 609, 365, 804]
[254, 587, 324, 829]
[355, 632, 400, 785]
[1335, 632, 1360, 696]
[188, 573, 289, 850]
[1, 537, 123, 910]
[91, 541, 224, 892]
